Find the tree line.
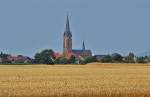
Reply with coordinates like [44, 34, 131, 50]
[0, 49, 149, 65]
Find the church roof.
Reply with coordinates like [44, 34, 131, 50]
[72, 49, 92, 57]
[72, 49, 92, 53]
[72, 50, 83, 53]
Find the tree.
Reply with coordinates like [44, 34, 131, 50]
[101, 55, 112, 63]
[137, 57, 147, 63]
[68, 55, 76, 64]
[34, 53, 41, 63]
[78, 56, 86, 64]
[34, 49, 55, 64]
[0, 52, 9, 59]
[125, 52, 136, 63]
[0, 52, 10, 64]
[111, 53, 123, 62]
[84, 56, 97, 64]
[54, 57, 69, 64]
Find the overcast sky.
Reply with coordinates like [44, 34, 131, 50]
[0, 0, 150, 57]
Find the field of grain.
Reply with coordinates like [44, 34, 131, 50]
[0, 63, 150, 97]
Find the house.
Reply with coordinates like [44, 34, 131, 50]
[7, 55, 32, 63]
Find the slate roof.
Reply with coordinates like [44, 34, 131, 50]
[72, 49, 92, 54]
[72, 50, 84, 53]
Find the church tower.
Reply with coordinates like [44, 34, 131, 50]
[63, 15, 72, 56]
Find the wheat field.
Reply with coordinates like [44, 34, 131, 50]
[0, 63, 150, 97]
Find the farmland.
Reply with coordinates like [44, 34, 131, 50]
[0, 63, 150, 97]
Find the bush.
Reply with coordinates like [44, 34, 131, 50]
[84, 56, 97, 64]
[54, 57, 69, 64]
[101, 55, 112, 63]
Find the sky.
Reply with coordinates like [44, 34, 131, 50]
[0, 0, 150, 57]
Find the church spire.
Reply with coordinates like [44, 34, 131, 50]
[64, 15, 72, 37]
[65, 15, 70, 32]
[82, 41, 85, 51]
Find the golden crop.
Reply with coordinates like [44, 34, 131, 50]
[0, 63, 150, 97]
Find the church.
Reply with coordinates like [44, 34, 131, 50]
[62, 16, 92, 58]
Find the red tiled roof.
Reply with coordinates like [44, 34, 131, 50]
[54, 52, 62, 59]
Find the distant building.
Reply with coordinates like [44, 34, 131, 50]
[7, 55, 32, 63]
[63, 15, 92, 58]
[54, 52, 62, 59]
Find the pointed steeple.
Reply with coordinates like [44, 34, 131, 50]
[82, 41, 85, 51]
[65, 15, 70, 32]
[64, 15, 72, 37]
